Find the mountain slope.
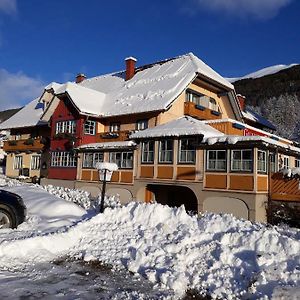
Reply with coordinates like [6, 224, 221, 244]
[231, 65, 300, 140]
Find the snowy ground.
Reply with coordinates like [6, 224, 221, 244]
[0, 178, 299, 299]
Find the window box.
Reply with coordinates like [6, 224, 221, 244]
[232, 123, 245, 130]
[24, 138, 34, 145]
[211, 110, 221, 116]
[195, 104, 206, 111]
[100, 132, 120, 139]
[8, 140, 17, 146]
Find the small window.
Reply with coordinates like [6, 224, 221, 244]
[206, 150, 227, 171]
[295, 159, 300, 168]
[283, 156, 289, 169]
[84, 120, 96, 135]
[82, 152, 104, 168]
[257, 150, 267, 173]
[136, 119, 148, 131]
[141, 141, 154, 163]
[178, 139, 196, 164]
[269, 152, 277, 173]
[14, 155, 23, 169]
[55, 120, 76, 134]
[209, 98, 218, 111]
[15, 133, 21, 141]
[31, 155, 41, 170]
[109, 123, 120, 132]
[159, 140, 173, 163]
[109, 151, 133, 169]
[231, 149, 252, 172]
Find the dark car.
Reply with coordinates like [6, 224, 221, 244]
[0, 190, 26, 229]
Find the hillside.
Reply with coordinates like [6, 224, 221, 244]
[232, 65, 300, 140]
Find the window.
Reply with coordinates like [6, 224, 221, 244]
[55, 120, 76, 134]
[269, 152, 277, 173]
[159, 140, 173, 163]
[186, 90, 219, 111]
[295, 159, 300, 168]
[15, 133, 21, 140]
[109, 123, 120, 132]
[136, 119, 148, 130]
[141, 141, 154, 163]
[206, 150, 227, 171]
[51, 152, 77, 167]
[178, 139, 196, 163]
[31, 155, 41, 170]
[14, 155, 23, 169]
[231, 149, 252, 172]
[109, 151, 133, 169]
[82, 152, 104, 168]
[84, 120, 96, 135]
[283, 156, 289, 169]
[257, 150, 267, 173]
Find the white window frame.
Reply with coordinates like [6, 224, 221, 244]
[178, 138, 196, 164]
[84, 120, 96, 135]
[14, 155, 23, 170]
[141, 141, 154, 164]
[31, 155, 41, 170]
[55, 120, 76, 134]
[82, 152, 104, 168]
[231, 149, 253, 172]
[283, 155, 289, 169]
[206, 150, 227, 171]
[295, 158, 300, 168]
[51, 152, 77, 167]
[109, 151, 133, 169]
[109, 123, 120, 132]
[158, 140, 173, 163]
[257, 150, 267, 173]
[269, 152, 277, 173]
[136, 119, 148, 131]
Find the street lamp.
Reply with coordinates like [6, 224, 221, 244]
[95, 162, 118, 213]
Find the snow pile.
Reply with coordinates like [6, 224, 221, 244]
[280, 167, 300, 178]
[0, 198, 299, 299]
[41, 185, 92, 210]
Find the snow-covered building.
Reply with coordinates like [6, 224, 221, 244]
[2, 53, 300, 221]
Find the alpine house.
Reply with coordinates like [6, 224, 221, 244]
[2, 52, 300, 222]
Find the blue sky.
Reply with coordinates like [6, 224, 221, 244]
[0, 0, 299, 110]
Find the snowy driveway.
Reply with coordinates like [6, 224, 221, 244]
[0, 182, 299, 299]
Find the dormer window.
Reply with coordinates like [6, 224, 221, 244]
[136, 119, 148, 130]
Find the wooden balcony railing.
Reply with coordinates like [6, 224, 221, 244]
[96, 130, 131, 143]
[270, 172, 300, 202]
[184, 102, 222, 120]
[3, 138, 45, 152]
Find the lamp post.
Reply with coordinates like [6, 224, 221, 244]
[95, 162, 118, 213]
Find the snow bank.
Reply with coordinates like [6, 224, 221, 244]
[0, 199, 299, 299]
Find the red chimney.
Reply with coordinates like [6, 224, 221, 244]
[237, 94, 246, 111]
[76, 73, 86, 84]
[125, 57, 137, 80]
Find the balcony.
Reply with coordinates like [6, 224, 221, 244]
[96, 130, 131, 143]
[3, 138, 45, 152]
[184, 102, 222, 120]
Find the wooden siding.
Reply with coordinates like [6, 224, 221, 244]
[205, 174, 227, 189]
[3, 139, 44, 152]
[96, 130, 130, 143]
[184, 102, 222, 120]
[229, 175, 254, 191]
[257, 176, 268, 191]
[81, 170, 91, 181]
[176, 167, 196, 180]
[270, 173, 300, 201]
[209, 122, 244, 135]
[157, 166, 173, 179]
[140, 166, 154, 178]
[121, 171, 133, 183]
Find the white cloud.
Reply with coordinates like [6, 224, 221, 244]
[0, 69, 44, 110]
[191, 0, 292, 19]
[0, 0, 17, 15]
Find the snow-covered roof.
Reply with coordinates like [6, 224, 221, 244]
[0, 98, 47, 130]
[130, 116, 224, 139]
[78, 141, 136, 150]
[242, 108, 276, 131]
[203, 135, 300, 153]
[55, 53, 234, 117]
[204, 118, 291, 145]
[54, 82, 106, 116]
